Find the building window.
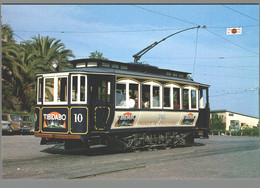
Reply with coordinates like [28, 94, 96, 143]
[230, 120, 239, 131]
[229, 113, 234, 116]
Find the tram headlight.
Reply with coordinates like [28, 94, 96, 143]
[51, 60, 59, 69]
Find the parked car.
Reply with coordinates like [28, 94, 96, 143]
[2, 114, 34, 134]
[2, 120, 13, 134]
[20, 115, 35, 134]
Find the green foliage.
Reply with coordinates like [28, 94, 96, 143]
[89, 50, 108, 60]
[242, 127, 259, 137]
[2, 24, 75, 113]
[210, 127, 259, 137]
[211, 113, 226, 131]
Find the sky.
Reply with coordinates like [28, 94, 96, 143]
[1, 4, 259, 117]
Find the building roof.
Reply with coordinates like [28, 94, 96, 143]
[211, 109, 259, 119]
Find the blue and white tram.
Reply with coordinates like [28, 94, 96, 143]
[34, 58, 210, 150]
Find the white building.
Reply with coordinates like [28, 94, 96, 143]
[210, 110, 259, 131]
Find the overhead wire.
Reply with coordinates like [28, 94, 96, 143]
[203, 27, 259, 55]
[132, 5, 198, 26]
[13, 24, 259, 34]
[221, 5, 259, 22]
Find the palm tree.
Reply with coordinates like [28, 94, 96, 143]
[26, 35, 75, 72]
[2, 31, 75, 112]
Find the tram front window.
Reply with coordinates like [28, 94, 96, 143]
[43, 76, 68, 104]
[72, 76, 78, 102]
[44, 78, 54, 102]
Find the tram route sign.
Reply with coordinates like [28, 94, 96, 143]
[42, 108, 68, 131]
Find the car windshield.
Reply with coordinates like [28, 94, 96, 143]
[2, 115, 8, 121]
[10, 115, 22, 121]
[22, 116, 31, 121]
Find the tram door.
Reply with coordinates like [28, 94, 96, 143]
[88, 75, 114, 131]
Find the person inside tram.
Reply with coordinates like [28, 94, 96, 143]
[119, 94, 135, 108]
[142, 96, 150, 108]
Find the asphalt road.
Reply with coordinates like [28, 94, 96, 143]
[1, 135, 259, 179]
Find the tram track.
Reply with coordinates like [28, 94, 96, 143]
[2, 136, 259, 179]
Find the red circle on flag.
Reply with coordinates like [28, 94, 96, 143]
[231, 28, 237, 34]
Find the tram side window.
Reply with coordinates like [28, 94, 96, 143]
[173, 88, 180, 109]
[142, 85, 150, 108]
[116, 83, 126, 107]
[129, 84, 139, 108]
[164, 87, 170, 108]
[183, 89, 189, 109]
[45, 78, 54, 102]
[191, 90, 197, 108]
[153, 86, 160, 107]
[58, 77, 67, 102]
[71, 75, 87, 103]
[98, 81, 111, 103]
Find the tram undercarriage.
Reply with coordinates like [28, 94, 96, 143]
[50, 130, 195, 151]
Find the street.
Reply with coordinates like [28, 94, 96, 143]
[1, 135, 259, 179]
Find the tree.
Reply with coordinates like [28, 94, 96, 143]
[1, 24, 15, 43]
[89, 50, 108, 60]
[25, 35, 75, 72]
[2, 27, 75, 112]
[211, 113, 226, 133]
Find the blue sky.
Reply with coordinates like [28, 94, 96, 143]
[2, 4, 259, 117]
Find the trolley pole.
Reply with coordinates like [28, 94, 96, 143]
[133, 25, 200, 63]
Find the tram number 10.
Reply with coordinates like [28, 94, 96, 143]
[74, 113, 83, 123]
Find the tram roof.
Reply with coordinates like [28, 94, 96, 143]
[62, 58, 209, 87]
[36, 58, 209, 87]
